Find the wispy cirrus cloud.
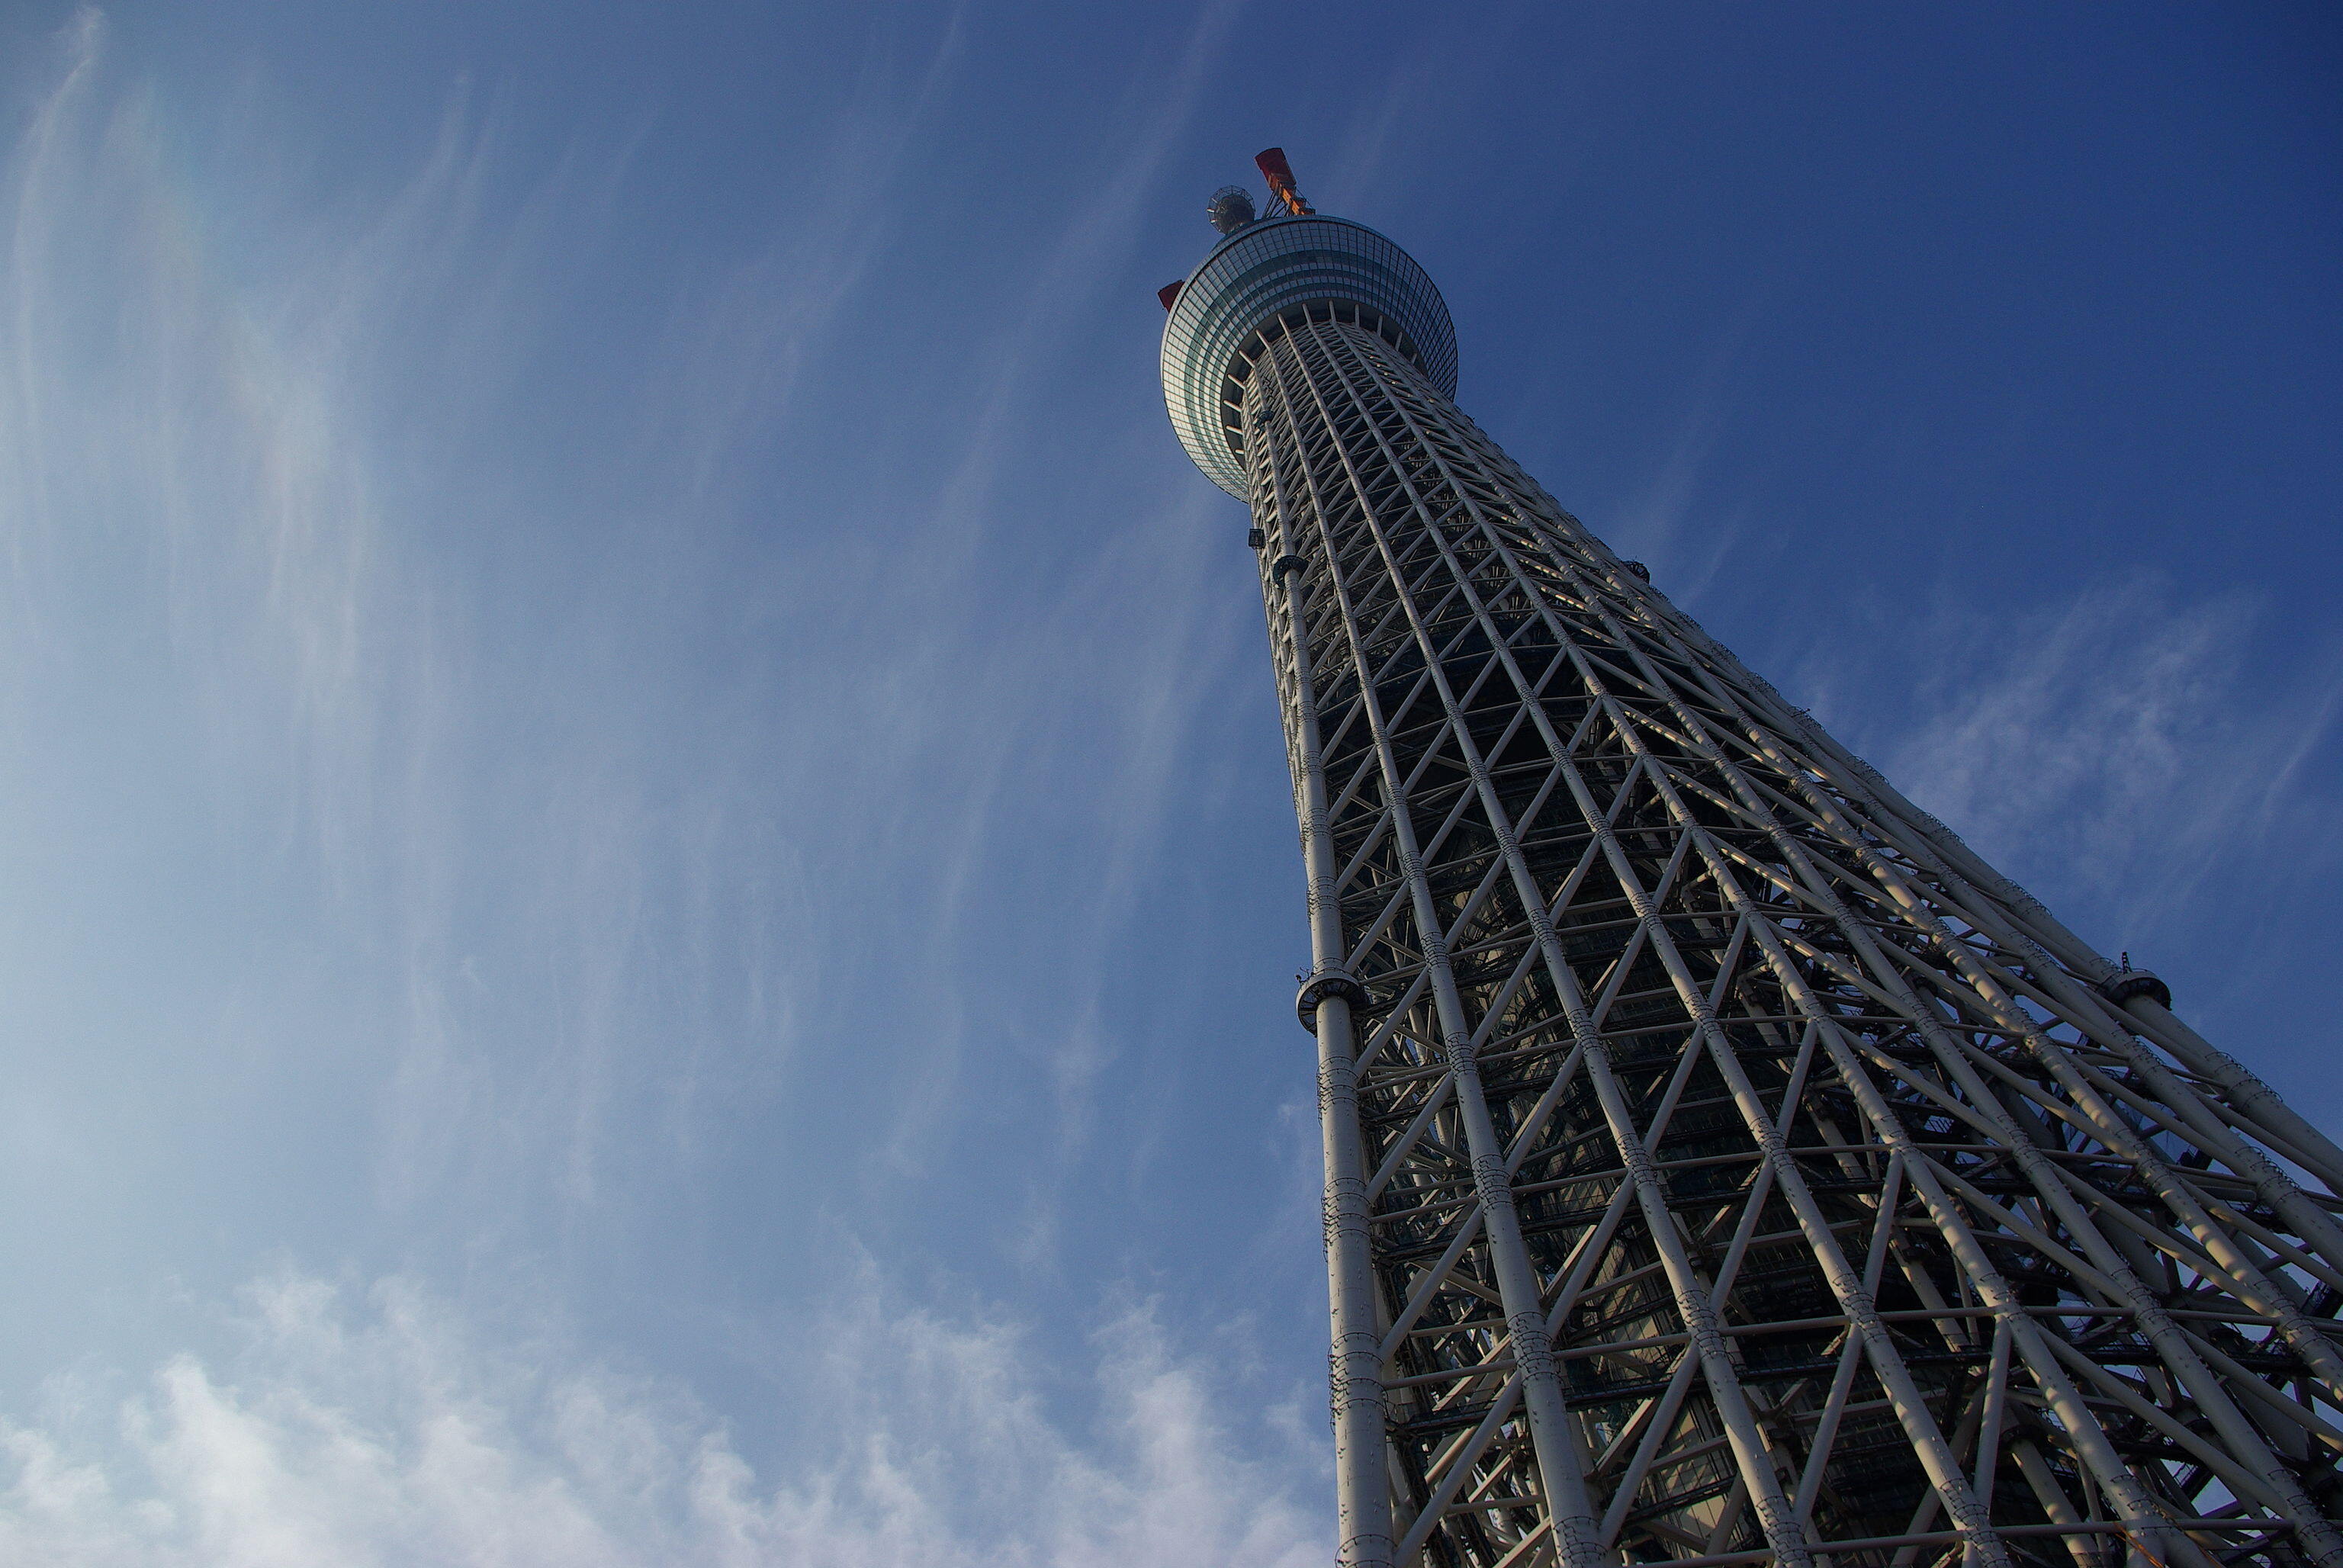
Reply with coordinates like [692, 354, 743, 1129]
[1810, 571, 2343, 956]
[0, 0, 1319, 1448]
[2, 11, 612, 1230]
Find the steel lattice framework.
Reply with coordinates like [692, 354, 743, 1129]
[1161, 205, 2343, 1568]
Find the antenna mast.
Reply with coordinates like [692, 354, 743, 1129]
[1255, 147, 1314, 216]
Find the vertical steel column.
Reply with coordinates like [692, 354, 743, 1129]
[1268, 453, 1396, 1568]
[1261, 322, 1606, 1564]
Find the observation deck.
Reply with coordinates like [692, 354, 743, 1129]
[1159, 214, 1456, 499]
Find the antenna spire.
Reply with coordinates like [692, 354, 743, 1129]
[1255, 147, 1313, 216]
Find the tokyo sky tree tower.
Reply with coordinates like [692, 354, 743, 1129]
[1157, 153, 2343, 1568]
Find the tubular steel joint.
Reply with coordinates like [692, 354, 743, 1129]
[1297, 970, 1368, 1031]
[2100, 968, 2174, 1010]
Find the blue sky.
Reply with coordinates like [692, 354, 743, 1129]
[1, 3, 2337, 1561]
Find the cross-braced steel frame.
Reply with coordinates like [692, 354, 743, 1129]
[1228, 300, 2343, 1568]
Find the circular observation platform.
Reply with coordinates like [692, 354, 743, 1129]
[1160, 215, 1456, 500]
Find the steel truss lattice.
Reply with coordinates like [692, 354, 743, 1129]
[1166, 233, 2343, 1568]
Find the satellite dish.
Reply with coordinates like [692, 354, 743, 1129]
[1207, 185, 1257, 236]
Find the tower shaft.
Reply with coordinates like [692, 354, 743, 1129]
[1233, 303, 2343, 1568]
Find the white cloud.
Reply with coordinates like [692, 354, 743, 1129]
[0, 1270, 1326, 1568]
